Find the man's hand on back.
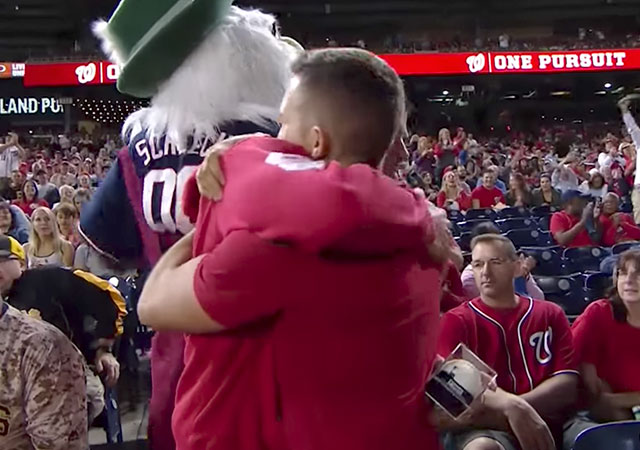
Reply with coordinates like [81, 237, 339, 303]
[197, 133, 268, 200]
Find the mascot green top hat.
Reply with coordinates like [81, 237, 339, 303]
[94, 0, 233, 98]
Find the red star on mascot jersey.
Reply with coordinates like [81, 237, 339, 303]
[79, 1, 302, 448]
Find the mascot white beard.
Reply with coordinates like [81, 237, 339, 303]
[94, 6, 298, 150]
[82, 6, 301, 450]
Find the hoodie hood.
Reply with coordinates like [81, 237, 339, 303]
[186, 137, 434, 258]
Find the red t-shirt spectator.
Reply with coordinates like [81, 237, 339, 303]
[438, 296, 578, 396]
[572, 300, 640, 393]
[550, 210, 596, 248]
[436, 190, 471, 211]
[12, 198, 48, 217]
[175, 137, 441, 450]
[471, 185, 505, 208]
[599, 213, 640, 247]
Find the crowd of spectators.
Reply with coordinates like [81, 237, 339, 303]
[323, 29, 640, 54]
[0, 131, 129, 278]
[402, 99, 640, 252]
[3, 96, 640, 449]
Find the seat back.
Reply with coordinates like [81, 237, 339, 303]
[465, 208, 497, 221]
[496, 218, 536, 233]
[505, 229, 549, 248]
[534, 274, 587, 316]
[584, 272, 613, 302]
[563, 247, 609, 273]
[497, 206, 530, 219]
[520, 247, 565, 276]
[458, 219, 491, 234]
[573, 421, 640, 450]
[531, 205, 552, 217]
[447, 209, 465, 223]
[612, 241, 640, 255]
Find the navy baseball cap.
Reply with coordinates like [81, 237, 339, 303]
[561, 189, 590, 204]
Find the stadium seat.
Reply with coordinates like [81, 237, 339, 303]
[447, 209, 465, 223]
[537, 231, 553, 246]
[536, 215, 551, 231]
[497, 206, 530, 219]
[584, 272, 613, 302]
[449, 221, 461, 237]
[465, 208, 497, 221]
[612, 241, 640, 255]
[620, 201, 634, 214]
[496, 218, 536, 233]
[519, 247, 565, 276]
[456, 232, 473, 252]
[534, 274, 588, 316]
[458, 219, 490, 234]
[505, 229, 549, 248]
[563, 247, 610, 273]
[531, 205, 559, 217]
[573, 421, 640, 450]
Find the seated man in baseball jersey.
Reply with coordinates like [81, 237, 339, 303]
[0, 238, 88, 450]
[437, 234, 579, 450]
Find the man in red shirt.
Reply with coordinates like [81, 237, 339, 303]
[471, 169, 505, 209]
[437, 234, 578, 450]
[550, 190, 602, 248]
[138, 49, 444, 450]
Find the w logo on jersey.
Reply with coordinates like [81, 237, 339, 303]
[529, 327, 553, 365]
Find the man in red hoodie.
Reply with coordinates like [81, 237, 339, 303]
[139, 49, 443, 450]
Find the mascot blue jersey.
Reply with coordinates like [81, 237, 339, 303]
[80, 120, 278, 267]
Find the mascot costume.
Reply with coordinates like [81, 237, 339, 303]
[80, 1, 301, 448]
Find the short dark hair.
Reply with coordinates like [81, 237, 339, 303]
[291, 48, 406, 166]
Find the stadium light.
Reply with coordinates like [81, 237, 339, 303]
[442, 90, 449, 96]
[604, 82, 612, 89]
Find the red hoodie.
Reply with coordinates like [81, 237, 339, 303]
[176, 137, 442, 450]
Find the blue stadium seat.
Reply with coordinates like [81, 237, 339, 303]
[620, 201, 634, 214]
[449, 221, 461, 237]
[584, 272, 613, 302]
[536, 215, 551, 231]
[458, 219, 491, 234]
[563, 247, 610, 273]
[573, 421, 640, 450]
[534, 274, 588, 316]
[497, 206, 530, 219]
[447, 209, 465, 223]
[505, 229, 549, 248]
[496, 218, 536, 233]
[519, 247, 565, 276]
[537, 231, 553, 246]
[612, 241, 640, 255]
[465, 208, 497, 221]
[456, 232, 473, 252]
[531, 205, 559, 217]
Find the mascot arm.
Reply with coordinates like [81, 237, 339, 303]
[79, 160, 144, 266]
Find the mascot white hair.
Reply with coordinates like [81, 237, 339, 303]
[79, 1, 302, 448]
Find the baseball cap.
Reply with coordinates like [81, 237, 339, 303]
[0, 235, 25, 261]
[561, 189, 590, 204]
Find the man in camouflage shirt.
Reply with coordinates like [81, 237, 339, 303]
[0, 236, 88, 449]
